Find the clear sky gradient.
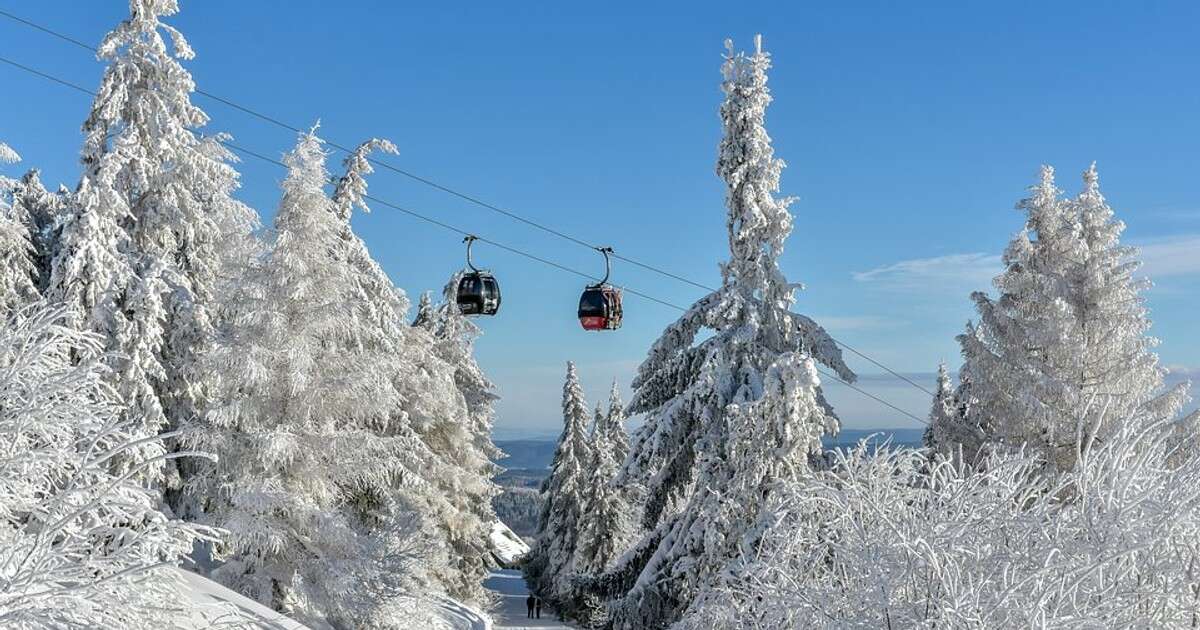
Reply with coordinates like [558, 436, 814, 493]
[2, 1, 1197, 437]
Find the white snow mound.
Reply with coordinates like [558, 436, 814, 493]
[174, 567, 310, 629]
[490, 520, 531, 566]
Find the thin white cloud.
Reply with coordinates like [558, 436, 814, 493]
[1164, 365, 1199, 381]
[1133, 235, 1200, 279]
[851, 233, 1200, 294]
[852, 252, 1002, 291]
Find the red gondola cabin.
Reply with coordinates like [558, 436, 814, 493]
[578, 283, 622, 330]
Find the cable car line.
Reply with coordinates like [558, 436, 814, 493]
[0, 52, 933, 427]
[1, 10, 936, 396]
[812, 368, 929, 426]
[0, 9, 938, 398]
[0, 55, 93, 97]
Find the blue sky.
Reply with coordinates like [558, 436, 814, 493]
[2, 1, 1197, 437]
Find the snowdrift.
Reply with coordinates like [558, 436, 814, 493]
[490, 520, 531, 567]
[173, 567, 310, 629]
[175, 567, 495, 629]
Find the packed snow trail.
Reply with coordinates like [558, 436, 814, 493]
[484, 570, 577, 629]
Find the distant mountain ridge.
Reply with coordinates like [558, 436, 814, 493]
[495, 428, 924, 471]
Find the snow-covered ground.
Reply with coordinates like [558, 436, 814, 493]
[490, 520, 531, 566]
[483, 570, 576, 629]
[174, 567, 309, 629]
[177, 568, 495, 629]
[430, 595, 493, 629]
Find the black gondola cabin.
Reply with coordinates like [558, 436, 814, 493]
[457, 272, 501, 316]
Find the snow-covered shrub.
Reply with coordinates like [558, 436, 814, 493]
[0, 304, 218, 628]
[678, 409, 1200, 629]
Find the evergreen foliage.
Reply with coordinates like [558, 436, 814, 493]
[597, 36, 854, 629]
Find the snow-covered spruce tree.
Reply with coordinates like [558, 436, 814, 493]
[573, 384, 634, 589]
[0, 304, 225, 628]
[574, 401, 630, 577]
[1070, 163, 1185, 423]
[601, 381, 631, 464]
[921, 363, 951, 449]
[593, 37, 854, 630]
[334, 140, 499, 607]
[46, 142, 155, 471]
[0, 143, 40, 315]
[922, 363, 983, 467]
[46, 0, 256, 485]
[413, 279, 503, 504]
[569, 402, 629, 628]
[8, 169, 68, 294]
[526, 362, 594, 605]
[186, 131, 439, 626]
[957, 165, 1185, 471]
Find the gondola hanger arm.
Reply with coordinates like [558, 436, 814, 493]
[464, 235, 480, 273]
[595, 246, 614, 285]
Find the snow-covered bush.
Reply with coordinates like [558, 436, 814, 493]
[678, 408, 1200, 629]
[0, 304, 217, 628]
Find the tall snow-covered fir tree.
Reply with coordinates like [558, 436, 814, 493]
[185, 131, 437, 625]
[526, 362, 594, 603]
[45, 0, 256, 483]
[590, 37, 854, 630]
[0, 143, 40, 315]
[957, 164, 1185, 471]
[335, 141, 500, 607]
